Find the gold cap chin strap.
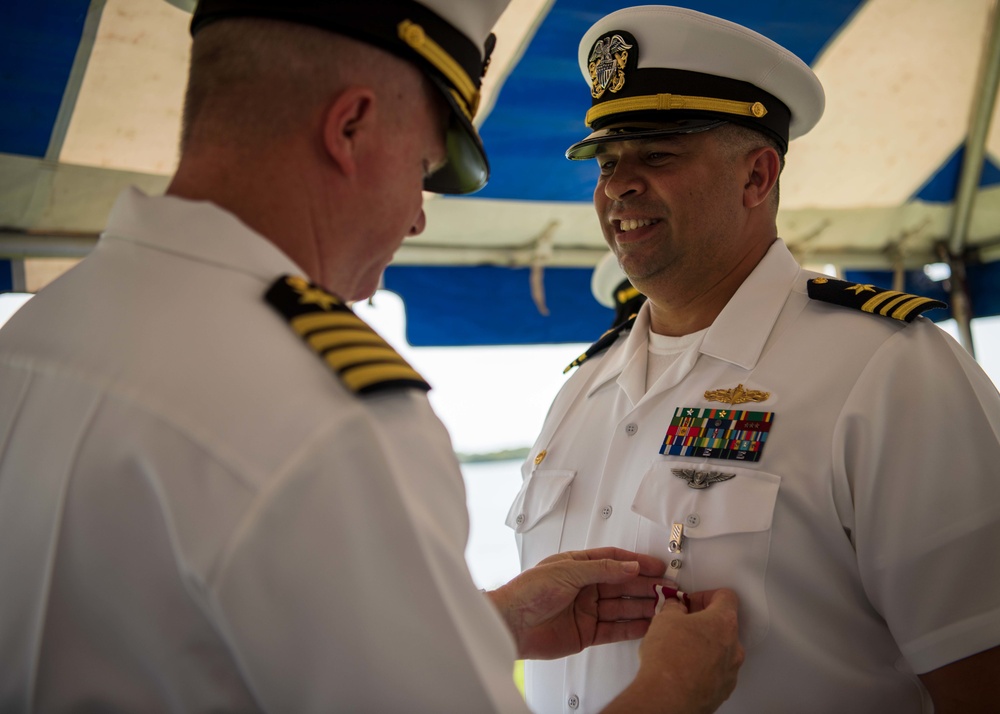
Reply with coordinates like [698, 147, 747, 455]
[586, 92, 767, 127]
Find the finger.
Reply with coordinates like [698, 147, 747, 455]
[687, 587, 740, 614]
[593, 618, 651, 646]
[597, 576, 677, 600]
[552, 557, 647, 590]
[653, 596, 689, 618]
[596, 597, 656, 622]
[559, 548, 667, 576]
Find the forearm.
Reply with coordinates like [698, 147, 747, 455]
[918, 645, 1000, 713]
[598, 661, 730, 714]
[601, 680, 706, 714]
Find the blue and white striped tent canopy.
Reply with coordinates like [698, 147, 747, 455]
[3, 0, 999, 345]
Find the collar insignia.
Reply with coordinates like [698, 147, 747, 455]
[704, 383, 771, 406]
[589, 32, 633, 98]
[672, 468, 736, 490]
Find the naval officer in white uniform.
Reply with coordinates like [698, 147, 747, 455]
[511, 5, 1000, 713]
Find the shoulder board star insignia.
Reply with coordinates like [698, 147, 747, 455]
[265, 275, 429, 395]
[564, 313, 637, 373]
[807, 277, 946, 323]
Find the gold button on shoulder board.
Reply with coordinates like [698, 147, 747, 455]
[534, 450, 547, 465]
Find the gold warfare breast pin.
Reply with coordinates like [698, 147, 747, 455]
[703, 383, 770, 405]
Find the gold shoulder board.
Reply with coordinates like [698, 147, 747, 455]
[806, 277, 947, 323]
[265, 275, 429, 395]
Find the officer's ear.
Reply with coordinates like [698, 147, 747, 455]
[322, 86, 377, 178]
[743, 145, 780, 209]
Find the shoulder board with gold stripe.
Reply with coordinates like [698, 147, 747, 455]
[806, 277, 947, 323]
[265, 275, 429, 395]
[564, 314, 638, 374]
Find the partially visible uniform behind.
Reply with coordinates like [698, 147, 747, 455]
[591, 251, 646, 329]
[510, 5, 1000, 713]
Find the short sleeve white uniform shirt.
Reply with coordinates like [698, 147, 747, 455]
[0, 188, 527, 713]
[511, 240, 1000, 714]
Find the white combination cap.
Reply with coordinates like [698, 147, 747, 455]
[591, 252, 628, 308]
[566, 5, 825, 159]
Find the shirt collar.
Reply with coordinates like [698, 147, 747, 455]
[700, 239, 801, 370]
[100, 187, 306, 282]
[584, 239, 801, 397]
[585, 302, 653, 400]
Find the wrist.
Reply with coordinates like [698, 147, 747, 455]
[484, 583, 525, 654]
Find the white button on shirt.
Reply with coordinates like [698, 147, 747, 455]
[511, 241, 1000, 714]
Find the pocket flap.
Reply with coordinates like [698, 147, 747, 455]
[505, 469, 576, 533]
[631, 463, 780, 537]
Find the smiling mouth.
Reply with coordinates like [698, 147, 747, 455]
[618, 218, 658, 232]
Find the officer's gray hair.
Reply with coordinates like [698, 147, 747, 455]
[715, 123, 784, 210]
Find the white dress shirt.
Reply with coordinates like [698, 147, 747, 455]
[511, 240, 1000, 714]
[0, 188, 527, 713]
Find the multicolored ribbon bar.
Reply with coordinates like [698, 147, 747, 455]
[660, 407, 774, 463]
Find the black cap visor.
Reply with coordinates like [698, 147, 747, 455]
[566, 118, 726, 160]
[423, 74, 489, 195]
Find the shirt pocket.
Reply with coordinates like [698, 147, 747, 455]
[506, 469, 575, 570]
[632, 461, 780, 648]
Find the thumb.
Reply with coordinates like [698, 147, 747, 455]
[687, 587, 741, 614]
[654, 597, 689, 619]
